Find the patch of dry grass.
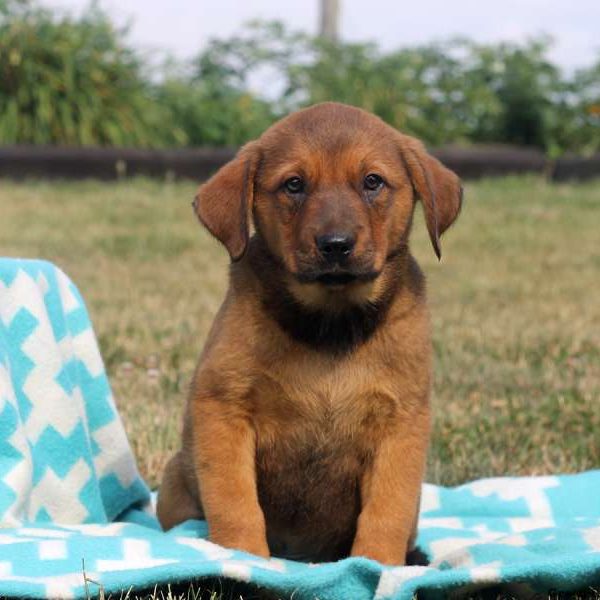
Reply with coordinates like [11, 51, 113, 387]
[0, 175, 598, 488]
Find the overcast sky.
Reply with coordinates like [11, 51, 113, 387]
[43, 0, 599, 71]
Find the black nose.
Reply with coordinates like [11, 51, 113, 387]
[315, 233, 356, 263]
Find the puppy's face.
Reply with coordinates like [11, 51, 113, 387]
[195, 103, 462, 309]
[254, 117, 409, 286]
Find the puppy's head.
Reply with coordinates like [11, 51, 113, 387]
[195, 102, 462, 309]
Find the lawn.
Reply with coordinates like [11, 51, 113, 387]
[0, 175, 598, 492]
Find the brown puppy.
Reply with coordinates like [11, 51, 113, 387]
[156, 102, 462, 565]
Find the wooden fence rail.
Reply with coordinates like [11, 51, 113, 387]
[1, 145, 598, 182]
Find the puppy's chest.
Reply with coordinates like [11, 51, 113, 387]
[251, 361, 398, 558]
[252, 357, 400, 449]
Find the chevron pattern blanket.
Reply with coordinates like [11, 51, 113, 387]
[0, 258, 599, 599]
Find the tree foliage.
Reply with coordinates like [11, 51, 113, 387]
[193, 22, 598, 155]
[0, 0, 183, 146]
[0, 4, 598, 154]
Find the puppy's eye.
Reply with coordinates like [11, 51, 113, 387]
[364, 173, 384, 191]
[284, 177, 305, 194]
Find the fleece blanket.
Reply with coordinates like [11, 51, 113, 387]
[1, 258, 599, 600]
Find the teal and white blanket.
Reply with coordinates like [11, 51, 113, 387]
[1, 258, 599, 599]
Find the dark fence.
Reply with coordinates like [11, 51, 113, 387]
[0, 146, 237, 181]
[433, 145, 548, 179]
[1, 145, 599, 182]
[552, 154, 600, 182]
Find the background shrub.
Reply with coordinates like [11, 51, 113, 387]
[0, 0, 184, 146]
[197, 22, 600, 155]
[0, 2, 598, 154]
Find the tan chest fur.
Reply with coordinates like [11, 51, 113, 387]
[247, 286, 431, 436]
[253, 347, 402, 448]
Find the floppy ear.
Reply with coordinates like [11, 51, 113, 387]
[398, 134, 463, 259]
[193, 142, 259, 261]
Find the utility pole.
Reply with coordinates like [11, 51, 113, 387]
[319, 0, 340, 43]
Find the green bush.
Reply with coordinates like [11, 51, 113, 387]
[194, 23, 599, 155]
[0, 3, 598, 154]
[156, 48, 276, 147]
[0, 0, 183, 146]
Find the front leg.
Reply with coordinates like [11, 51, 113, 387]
[351, 407, 429, 565]
[192, 395, 270, 558]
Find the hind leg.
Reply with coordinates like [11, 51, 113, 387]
[156, 452, 204, 530]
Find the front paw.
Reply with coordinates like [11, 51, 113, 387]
[210, 526, 270, 558]
[350, 538, 407, 566]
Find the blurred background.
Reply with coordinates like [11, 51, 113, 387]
[1, 0, 599, 156]
[1, 0, 598, 489]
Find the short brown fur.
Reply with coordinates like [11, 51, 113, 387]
[157, 102, 462, 564]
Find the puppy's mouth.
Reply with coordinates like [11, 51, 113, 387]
[295, 268, 379, 287]
[315, 272, 358, 286]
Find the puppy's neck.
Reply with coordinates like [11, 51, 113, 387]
[244, 235, 422, 354]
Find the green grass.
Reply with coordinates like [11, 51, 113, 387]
[0, 175, 598, 490]
[1, 175, 599, 600]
